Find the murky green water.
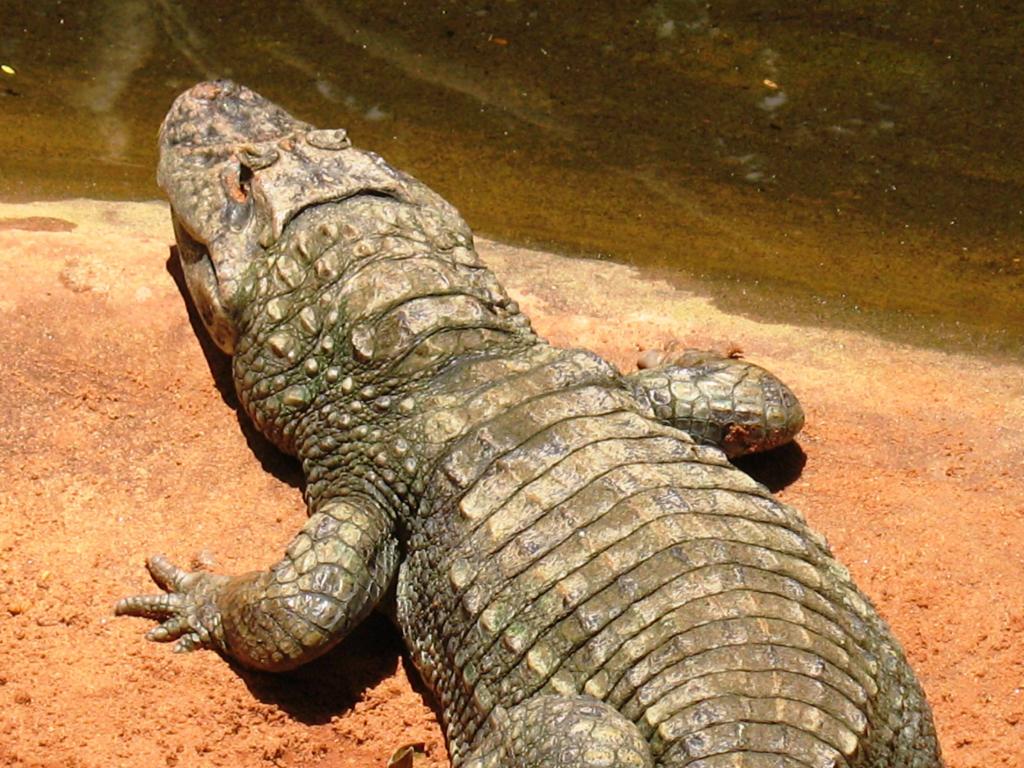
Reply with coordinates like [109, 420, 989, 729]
[2, 1, 1021, 358]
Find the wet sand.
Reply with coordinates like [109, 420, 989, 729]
[0, 200, 1021, 766]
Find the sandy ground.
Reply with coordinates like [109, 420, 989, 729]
[0, 200, 1021, 767]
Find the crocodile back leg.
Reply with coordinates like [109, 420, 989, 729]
[463, 694, 654, 768]
[625, 351, 805, 459]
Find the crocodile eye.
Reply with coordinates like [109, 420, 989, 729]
[238, 162, 253, 200]
[223, 163, 254, 231]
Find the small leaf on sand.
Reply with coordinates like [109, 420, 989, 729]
[387, 742, 426, 768]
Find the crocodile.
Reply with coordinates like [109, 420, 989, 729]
[116, 81, 943, 768]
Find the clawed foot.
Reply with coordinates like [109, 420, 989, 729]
[115, 555, 229, 653]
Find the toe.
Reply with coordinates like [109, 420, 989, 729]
[114, 592, 186, 619]
[146, 555, 192, 592]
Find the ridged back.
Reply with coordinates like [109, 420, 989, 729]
[396, 348, 940, 766]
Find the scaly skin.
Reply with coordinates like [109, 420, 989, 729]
[629, 348, 805, 459]
[116, 81, 943, 767]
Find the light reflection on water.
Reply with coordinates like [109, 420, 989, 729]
[1, 1, 1021, 358]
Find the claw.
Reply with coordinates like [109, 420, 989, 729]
[174, 633, 203, 653]
[146, 554, 193, 592]
[115, 555, 228, 655]
[146, 615, 189, 642]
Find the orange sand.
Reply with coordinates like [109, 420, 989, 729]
[0, 201, 1020, 766]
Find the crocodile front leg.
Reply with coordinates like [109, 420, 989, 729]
[116, 495, 397, 672]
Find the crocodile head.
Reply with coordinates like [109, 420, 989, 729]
[157, 80, 410, 353]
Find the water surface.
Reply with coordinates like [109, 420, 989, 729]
[2, 1, 1021, 357]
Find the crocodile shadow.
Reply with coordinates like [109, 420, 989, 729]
[230, 613, 413, 724]
[733, 440, 807, 492]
